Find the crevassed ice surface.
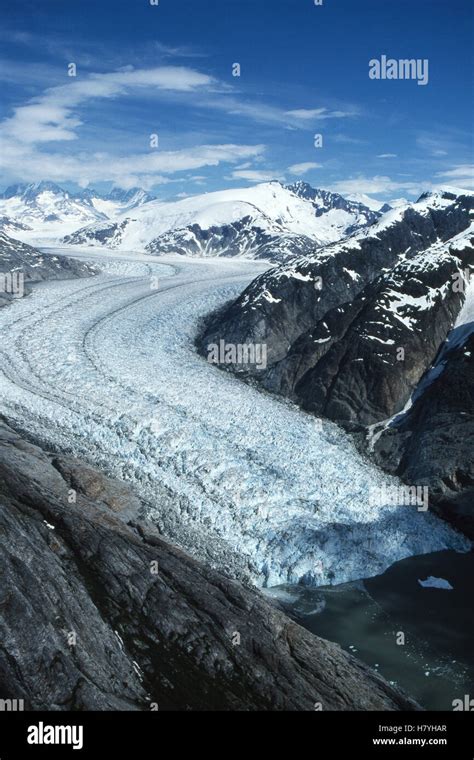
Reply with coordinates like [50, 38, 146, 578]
[0, 251, 468, 587]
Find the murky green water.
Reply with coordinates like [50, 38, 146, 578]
[267, 550, 474, 711]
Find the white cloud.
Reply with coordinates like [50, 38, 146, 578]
[0, 61, 358, 189]
[377, 154, 397, 158]
[331, 168, 474, 199]
[231, 169, 283, 182]
[435, 180, 474, 191]
[285, 107, 357, 121]
[287, 162, 322, 175]
[199, 98, 356, 130]
[2, 63, 357, 149]
[436, 164, 474, 179]
[434, 165, 474, 191]
[2, 66, 216, 146]
[0, 141, 265, 189]
[0, 64, 269, 188]
[329, 175, 423, 197]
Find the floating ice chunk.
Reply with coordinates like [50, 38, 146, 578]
[418, 576, 453, 590]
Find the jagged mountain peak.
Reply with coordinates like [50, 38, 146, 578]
[416, 188, 474, 206]
[286, 181, 381, 220]
[1, 181, 67, 202]
[0, 181, 158, 242]
[1, 181, 155, 204]
[105, 186, 156, 204]
[417, 190, 458, 204]
[0, 180, 64, 200]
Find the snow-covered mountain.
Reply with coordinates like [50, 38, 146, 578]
[0, 215, 33, 237]
[340, 193, 412, 214]
[0, 181, 156, 243]
[288, 181, 380, 225]
[198, 188, 474, 434]
[82, 186, 156, 219]
[0, 181, 106, 240]
[63, 181, 380, 262]
[342, 192, 386, 212]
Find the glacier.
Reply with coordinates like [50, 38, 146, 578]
[0, 248, 469, 588]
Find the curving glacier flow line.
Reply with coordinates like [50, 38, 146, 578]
[0, 249, 469, 587]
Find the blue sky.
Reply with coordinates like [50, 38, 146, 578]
[0, 0, 472, 201]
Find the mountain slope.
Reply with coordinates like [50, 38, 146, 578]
[288, 181, 379, 227]
[82, 186, 156, 219]
[342, 192, 386, 211]
[0, 215, 32, 236]
[372, 282, 474, 537]
[198, 191, 474, 426]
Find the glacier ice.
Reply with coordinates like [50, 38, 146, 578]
[0, 251, 469, 588]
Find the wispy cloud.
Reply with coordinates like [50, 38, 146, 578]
[288, 162, 322, 175]
[332, 134, 366, 145]
[0, 28, 208, 71]
[0, 59, 359, 188]
[0, 65, 270, 187]
[331, 167, 474, 199]
[285, 107, 357, 121]
[9, 144, 266, 190]
[416, 133, 449, 157]
[377, 153, 397, 158]
[436, 164, 474, 179]
[2, 66, 217, 145]
[230, 169, 282, 182]
[197, 97, 357, 130]
[329, 175, 423, 197]
[435, 164, 474, 190]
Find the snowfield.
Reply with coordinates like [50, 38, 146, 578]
[0, 248, 468, 587]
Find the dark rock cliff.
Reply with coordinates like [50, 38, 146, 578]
[199, 194, 473, 425]
[373, 330, 474, 538]
[0, 231, 94, 307]
[0, 421, 418, 711]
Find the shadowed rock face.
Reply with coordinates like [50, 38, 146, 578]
[289, 250, 469, 426]
[198, 193, 474, 428]
[0, 421, 418, 711]
[0, 231, 95, 307]
[145, 218, 318, 263]
[373, 331, 474, 539]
